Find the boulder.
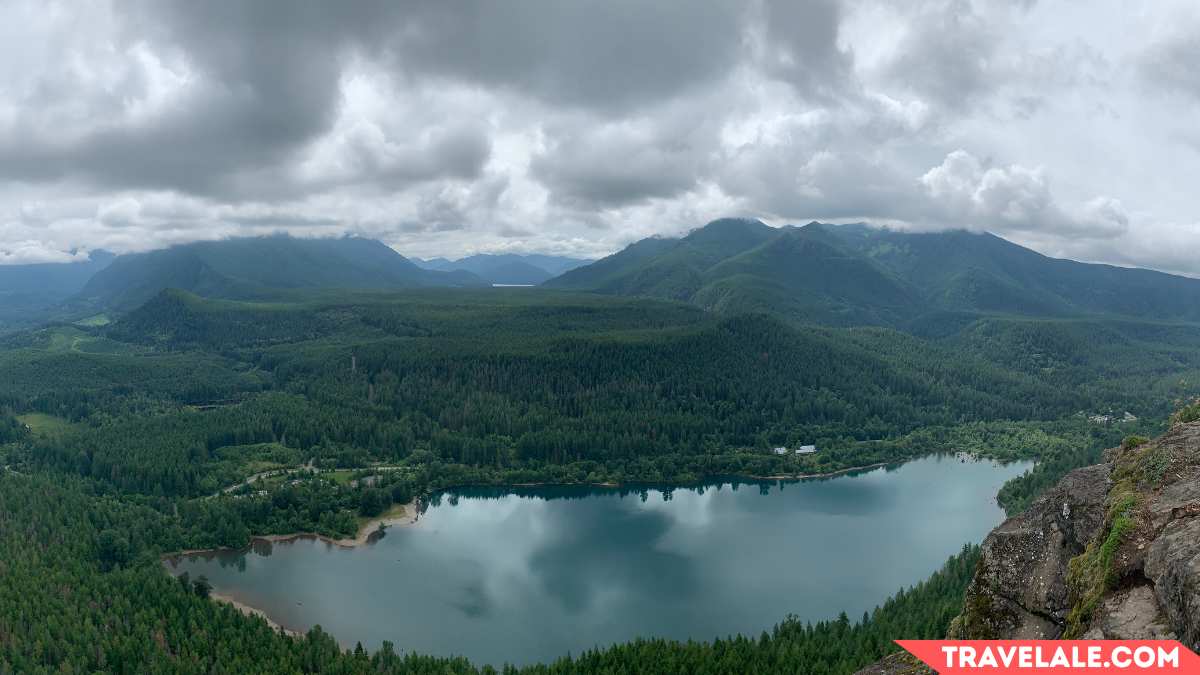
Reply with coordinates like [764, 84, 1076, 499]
[953, 463, 1111, 637]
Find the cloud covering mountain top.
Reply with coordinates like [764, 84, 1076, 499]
[2, 0, 1199, 275]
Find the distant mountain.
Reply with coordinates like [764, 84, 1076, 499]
[547, 218, 1200, 326]
[0, 251, 116, 329]
[544, 219, 775, 298]
[75, 236, 486, 312]
[824, 224, 1200, 322]
[413, 253, 591, 285]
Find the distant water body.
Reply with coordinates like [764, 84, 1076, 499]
[168, 455, 1031, 666]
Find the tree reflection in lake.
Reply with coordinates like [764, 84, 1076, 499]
[166, 455, 1030, 667]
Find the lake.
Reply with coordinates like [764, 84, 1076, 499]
[167, 455, 1031, 666]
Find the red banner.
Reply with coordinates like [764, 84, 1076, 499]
[895, 641, 1200, 674]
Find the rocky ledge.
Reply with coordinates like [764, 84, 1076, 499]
[949, 420, 1200, 648]
[855, 418, 1200, 675]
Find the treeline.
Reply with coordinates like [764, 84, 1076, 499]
[7, 293, 1190, 487]
[0, 470, 978, 674]
[0, 409, 24, 444]
[266, 313, 1105, 467]
[1, 289, 1194, 672]
[0, 341, 267, 421]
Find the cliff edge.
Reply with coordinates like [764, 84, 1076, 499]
[855, 415, 1200, 675]
[950, 419, 1200, 647]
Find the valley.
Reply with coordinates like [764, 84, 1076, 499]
[1, 228, 1199, 672]
[6, 4, 1198, 669]
[167, 457, 1030, 666]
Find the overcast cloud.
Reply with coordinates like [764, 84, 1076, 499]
[1, 0, 1199, 275]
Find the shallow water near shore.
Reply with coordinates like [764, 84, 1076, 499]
[167, 455, 1031, 666]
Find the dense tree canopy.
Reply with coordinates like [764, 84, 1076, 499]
[0, 287, 1194, 672]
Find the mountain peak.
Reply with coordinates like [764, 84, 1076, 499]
[74, 235, 487, 313]
[548, 217, 1200, 325]
[687, 217, 771, 237]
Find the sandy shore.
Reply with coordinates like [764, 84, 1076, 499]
[254, 499, 422, 548]
[163, 499, 421, 560]
[211, 592, 301, 637]
[169, 466, 899, 645]
[164, 500, 422, 639]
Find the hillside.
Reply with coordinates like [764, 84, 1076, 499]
[4, 285, 1176, 503]
[74, 236, 486, 312]
[0, 251, 115, 329]
[549, 219, 1200, 327]
[2, 284, 1195, 674]
[414, 253, 591, 285]
[827, 224, 1200, 322]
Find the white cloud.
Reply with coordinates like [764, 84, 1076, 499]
[0, 0, 1197, 276]
[918, 150, 1128, 239]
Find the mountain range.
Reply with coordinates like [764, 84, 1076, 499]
[0, 236, 491, 329]
[5, 221, 1200, 332]
[547, 218, 1200, 327]
[74, 236, 488, 313]
[413, 253, 591, 285]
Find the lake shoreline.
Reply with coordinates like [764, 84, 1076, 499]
[162, 499, 421, 559]
[161, 465, 904, 639]
[163, 500, 422, 638]
[443, 459, 910, 493]
[164, 455, 979, 560]
[167, 461, 908, 559]
[211, 591, 302, 638]
[747, 460, 894, 481]
[162, 455, 1030, 661]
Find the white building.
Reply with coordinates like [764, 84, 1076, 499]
[795, 445, 818, 454]
[773, 447, 789, 455]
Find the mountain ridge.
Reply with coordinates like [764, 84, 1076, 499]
[413, 253, 591, 285]
[547, 219, 1200, 326]
[74, 235, 487, 313]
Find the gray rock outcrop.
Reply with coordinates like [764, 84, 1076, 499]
[951, 421, 1200, 650]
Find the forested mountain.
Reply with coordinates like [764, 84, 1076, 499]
[74, 236, 487, 312]
[826, 224, 1200, 321]
[0, 250, 115, 329]
[0, 284, 1189, 672]
[4, 287, 1184, 504]
[4, 230, 1198, 673]
[414, 253, 591, 285]
[548, 218, 1200, 326]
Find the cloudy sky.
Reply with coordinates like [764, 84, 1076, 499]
[1, 1, 1198, 274]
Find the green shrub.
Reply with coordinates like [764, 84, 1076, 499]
[1173, 401, 1200, 425]
[1121, 435, 1150, 451]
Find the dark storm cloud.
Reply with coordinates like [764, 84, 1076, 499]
[757, 0, 852, 98]
[1, 0, 1197, 275]
[0, 2, 358, 193]
[0, 0, 479, 197]
[375, 0, 747, 111]
[529, 118, 712, 208]
[0, 0, 860, 206]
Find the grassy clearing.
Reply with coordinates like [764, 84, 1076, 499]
[74, 314, 112, 327]
[324, 469, 358, 485]
[16, 413, 76, 437]
[44, 327, 84, 352]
